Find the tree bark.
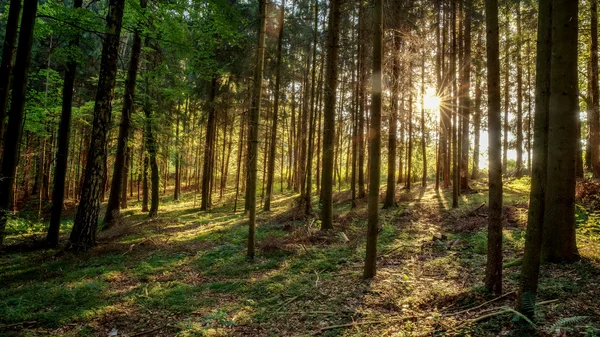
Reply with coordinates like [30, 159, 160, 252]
[384, 34, 400, 207]
[541, 0, 579, 263]
[591, 0, 600, 177]
[485, 0, 504, 295]
[264, 0, 285, 212]
[320, 0, 341, 230]
[519, 0, 551, 318]
[103, 0, 146, 230]
[0, 0, 38, 246]
[0, 0, 21, 146]
[47, 0, 84, 247]
[247, 0, 266, 259]
[364, 0, 382, 279]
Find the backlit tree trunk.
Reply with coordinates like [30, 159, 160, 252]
[485, 0, 503, 295]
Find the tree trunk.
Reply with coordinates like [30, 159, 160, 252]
[364, 0, 382, 279]
[0, 0, 21, 146]
[264, 0, 284, 211]
[485, 0, 503, 295]
[0, 0, 38, 246]
[320, 0, 341, 230]
[103, 0, 145, 230]
[247, 0, 266, 259]
[47, 0, 84, 247]
[67, 0, 125, 250]
[384, 34, 400, 208]
[460, 0, 471, 189]
[201, 77, 218, 211]
[542, 0, 579, 263]
[591, 0, 600, 177]
[515, 1, 524, 177]
[519, 0, 552, 319]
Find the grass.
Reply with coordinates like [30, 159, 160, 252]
[0, 179, 599, 336]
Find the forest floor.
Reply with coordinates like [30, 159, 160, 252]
[1, 178, 600, 337]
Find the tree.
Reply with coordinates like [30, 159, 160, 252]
[364, 0, 382, 279]
[247, 0, 267, 259]
[590, 0, 600, 177]
[515, 0, 524, 177]
[264, 0, 285, 212]
[460, 0, 472, 190]
[0, 0, 21, 146]
[47, 0, 84, 247]
[0, 0, 38, 246]
[320, 0, 342, 230]
[485, 0, 503, 295]
[384, 34, 400, 208]
[519, 0, 552, 319]
[103, 0, 147, 230]
[67, 0, 125, 250]
[541, 0, 579, 263]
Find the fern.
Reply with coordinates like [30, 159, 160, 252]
[518, 291, 537, 319]
[549, 316, 590, 332]
[500, 306, 537, 329]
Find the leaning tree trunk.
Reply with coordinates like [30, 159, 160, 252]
[364, 0, 382, 280]
[47, 0, 84, 247]
[264, 0, 285, 212]
[0, 0, 38, 246]
[541, 0, 579, 263]
[519, 0, 552, 319]
[320, 0, 341, 230]
[0, 0, 21, 146]
[247, 0, 267, 259]
[103, 0, 146, 230]
[485, 0, 503, 295]
[67, 0, 125, 251]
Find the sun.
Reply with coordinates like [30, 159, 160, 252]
[423, 87, 441, 111]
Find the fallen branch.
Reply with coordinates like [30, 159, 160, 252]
[443, 291, 516, 317]
[0, 321, 37, 330]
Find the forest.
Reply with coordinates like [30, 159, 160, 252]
[0, 0, 599, 335]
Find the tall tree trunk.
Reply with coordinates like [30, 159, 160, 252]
[421, 51, 427, 188]
[519, 0, 552, 319]
[451, 0, 458, 208]
[515, 0, 524, 177]
[503, 5, 510, 175]
[471, 39, 482, 180]
[364, 0, 382, 279]
[67, 0, 125, 250]
[320, 0, 341, 230]
[460, 0, 471, 189]
[303, 0, 319, 215]
[47, 0, 84, 247]
[0, 0, 38, 246]
[357, 1, 366, 198]
[591, 0, 600, 177]
[247, 0, 267, 259]
[0, 0, 21, 146]
[485, 0, 503, 295]
[264, 0, 285, 211]
[542, 0, 579, 262]
[103, 0, 145, 230]
[384, 34, 400, 207]
[201, 77, 218, 211]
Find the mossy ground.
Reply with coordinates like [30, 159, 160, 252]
[1, 178, 599, 336]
